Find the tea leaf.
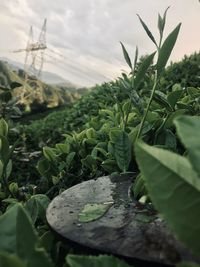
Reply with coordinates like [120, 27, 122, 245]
[174, 116, 200, 175]
[135, 141, 200, 256]
[26, 195, 50, 224]
[43, 147, 57, 161]
[153, 91, 173, 111]
[110, 130, 132, 172]
[120, 42, 132, 69]
[102, 159, 117, 172]
[133, 46, 139, 71]
[37, 158, 50, 176]
[55, 143, 70, 154]
[167, 90, 183, 109]
[16, 204, 38, 259]
[0, 204, 19, 252]
[157, 23, 181, 77]
[0, 91, 12, 102]
[0, 160, 2, 180]
[66, 152, 76, 169]
[0, 119, 8, 137]
[187, 87, 200, 98]
[134, 52, 156, 89]
[10, 82, 22, 90]
[0, 135, 10, 164]
[133, 173, 146, 199]
[26, 247, 55, 267]
[137, 14, 157, 47]
[78, 202, 113, 223]
[158, 6, 170, 36]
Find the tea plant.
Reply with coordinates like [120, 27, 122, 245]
[0, 7, 199, 267]
[0, 82, 22, 120]
[135, 115, 200, 262]
[161, 52, 200, 88]
[0, 118, 16, 197]
[120, 7, 181, 140]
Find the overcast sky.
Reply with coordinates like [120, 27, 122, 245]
[0, 0, 199, 86]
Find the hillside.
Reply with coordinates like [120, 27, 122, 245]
[0, 60, 83, 112]
[0, 57, 78, 86]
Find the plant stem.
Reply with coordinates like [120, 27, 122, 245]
[136, 72, 158, 139]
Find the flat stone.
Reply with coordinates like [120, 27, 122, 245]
[46, 173, 199, 266]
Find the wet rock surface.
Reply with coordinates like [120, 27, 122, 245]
[46, 173, 199, 266]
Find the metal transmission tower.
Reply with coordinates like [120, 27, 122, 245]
[13, 19, 47, 102]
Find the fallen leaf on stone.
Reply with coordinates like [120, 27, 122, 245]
[78, 202, 114, 223]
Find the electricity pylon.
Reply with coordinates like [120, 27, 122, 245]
[13, 19, 47, 103]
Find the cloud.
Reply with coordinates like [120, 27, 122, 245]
[0, 0, 199, 86]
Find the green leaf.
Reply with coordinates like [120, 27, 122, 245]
[25, 198, 39, 224]
[155, 129, 177, 150]
[83, 138, 97, 145]
[158, 6, 170, 36]
[9, 182, 18, 196]
[165, 109, 187, 128]
[92, 147, 107, 159]
[52, 175, 60, 185]
[55, 143, 70, 154]
[172, 83, 182, 91]
[164, 129, 177, 150]
[110, 130, 132, 172]
[132, 173, 146, 199]
[37, 158, 50, 176]
[0, 91, 12, 102]
[137, 14, 157, 47]
[135, 141, 200, 256]
[25, 195, 50, 224]
[0, 204, 19, 253]
[10, 82, 22, 90]
[133, 46, 139, 70]
[174, 116, 200, 175]
[158, 14, 163, 36]
[0, 160, 3, 180]
[16, 205, 38, 259]
[66, 152, 76, 169]
[0, 204, 55, 267]
[128, 128, 138, 145]
[0, 135, 11, 165]
[0, 118, 8, 137]
[120, 42, 132, 69]
[5, 160, 12, 179]
[134, 52, 156, 89]
[167, 90, 183, 109]
[86, 128, 96, 139]
[66, 254, 132, 267]
[39, 231, 54, 253]
[109, 129, 120, 143]
[153, 91, 173, 111]
[81, 155, 96, 171]
[43, 147, 57, 162]
[187, 87, 200, 98]
[101, 159, 118, 172]
[0, 85, 10, 91]
[156, 23, 181, 76]
[122, 100, 131, 116]
[130, 90, 144, 115]
[78, 202, 114, 223]
[0, 252, 26, 267]
[26, 247, 54, 267]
